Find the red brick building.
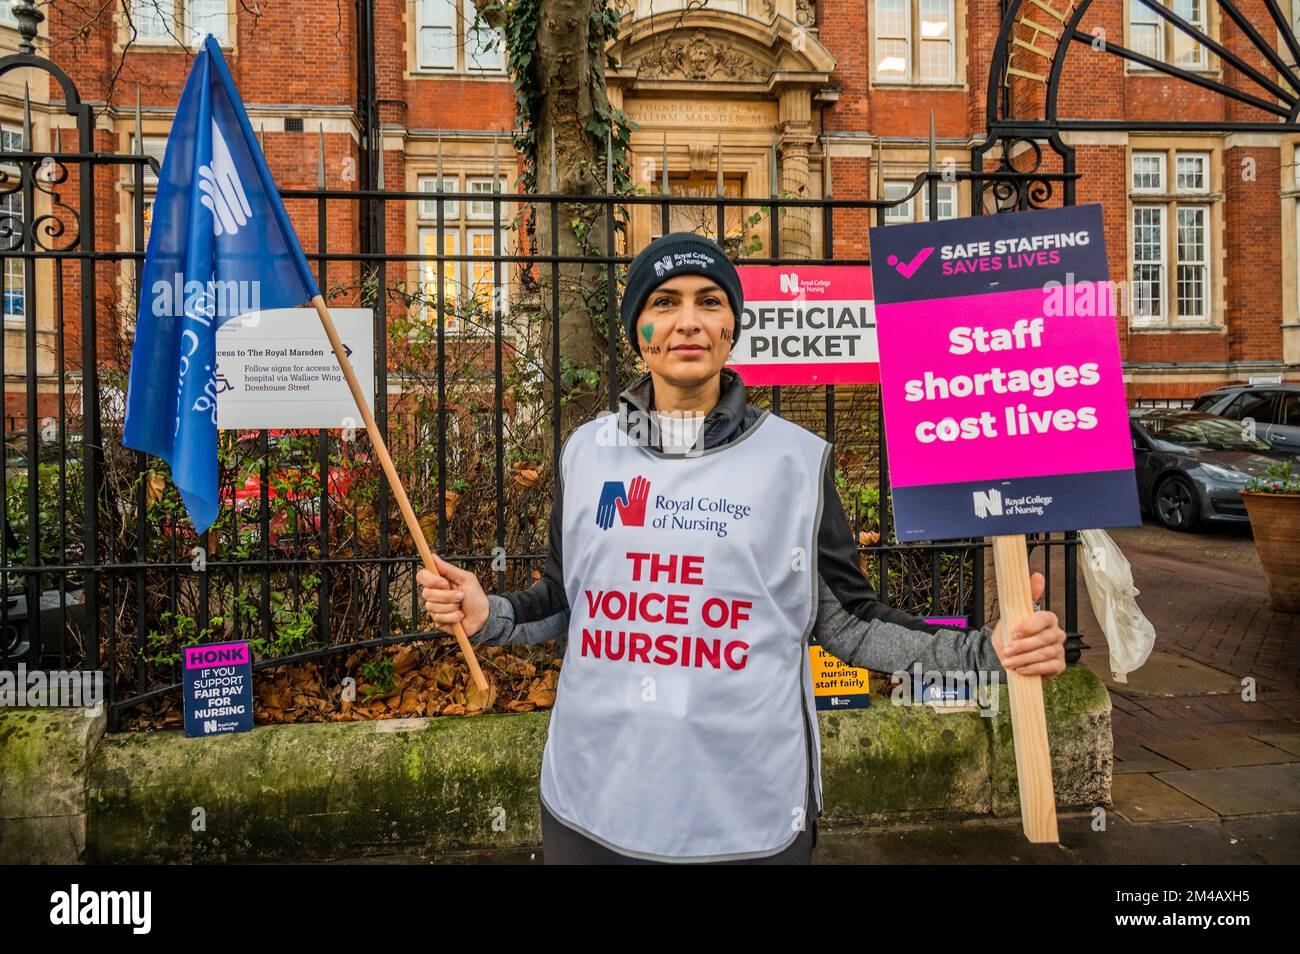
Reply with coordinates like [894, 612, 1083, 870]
[2, 0, 1297, 418]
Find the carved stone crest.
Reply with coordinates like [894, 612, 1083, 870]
[638, 30, 767, 82]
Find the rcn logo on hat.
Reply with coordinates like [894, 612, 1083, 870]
[596, 476, 650, 530]
[652, 250, 718, 278]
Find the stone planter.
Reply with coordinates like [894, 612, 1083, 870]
[1241, 491, 1300, 614]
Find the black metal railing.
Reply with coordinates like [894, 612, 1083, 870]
[0, 47, 1084, 731]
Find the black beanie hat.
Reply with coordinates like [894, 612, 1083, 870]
[620, 232, 743, 357]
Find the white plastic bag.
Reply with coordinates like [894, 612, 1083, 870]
[1079, 529, 1156, 683]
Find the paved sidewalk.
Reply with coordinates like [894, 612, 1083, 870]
[1063, 521, 1300, 859]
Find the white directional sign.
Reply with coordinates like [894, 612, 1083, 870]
[214, 307, 374, 430]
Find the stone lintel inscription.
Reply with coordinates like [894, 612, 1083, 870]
[624, 99, 778, 130]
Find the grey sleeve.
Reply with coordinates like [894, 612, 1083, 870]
[815, 576, 1005, 677]
[812, 464, 1005, 677]
[469, 447, 571, 648]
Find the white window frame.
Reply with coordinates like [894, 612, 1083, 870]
[467, 176, 507, 220]
[1129, 1, 1163, 62]
[417, 225, 464, 330]
[1131, 203, 1166, 324]
[416, 0, 456, 70]
[130, 134, 168, 189]
[1130, 148, 1216, 326]
[1169, 0, 1208, 70]
[464, 0, 504, 71]
[1132, 151, 1166, 193]
[1128, 0, 1208, 71]
[1, 125, 24, 328]
[187, 0, 228, 45]
[920, 179, 958, 220]
[418, 175, 459, 219]
[874, 0, 912, 84]
[1174, 204, 1209, 322]
[467, 227, 510, 318]
[131, 1, 230, 47]
[882, 179, 914, 224]
[1175, 151, 1209, 193]
[917, 0, 955, 84]
[415, 0, 506, 74]
[128, 134, 167, 245]
[875, 0, 956, 85]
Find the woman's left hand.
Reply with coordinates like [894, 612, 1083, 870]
[991, 572, 1067, 683]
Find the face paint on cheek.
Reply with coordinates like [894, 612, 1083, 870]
[640, 323, 654, 344]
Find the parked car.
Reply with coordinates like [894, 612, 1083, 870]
[1129, 408, 1289, 531]
[4, 431, 85, 478]
[1190, 383, 1300, 456]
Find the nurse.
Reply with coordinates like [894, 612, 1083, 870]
[417, 232, 1066, 864]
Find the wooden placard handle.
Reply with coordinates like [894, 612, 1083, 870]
[310, 295, 489, 692]
[991, 534, 1059, 843]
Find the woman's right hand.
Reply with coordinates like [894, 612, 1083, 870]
[417, 553, 490, 638]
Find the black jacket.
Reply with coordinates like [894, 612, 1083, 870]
[476, 366, 1005, 684]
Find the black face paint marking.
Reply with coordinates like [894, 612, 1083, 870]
[719, 327, 733, 341]
[642, 345, 664, 355]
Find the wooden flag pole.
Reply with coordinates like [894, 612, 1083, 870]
[990, 534, 1059, 843]
[309, 294, 488, 692]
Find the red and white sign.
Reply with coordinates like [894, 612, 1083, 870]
[727, 266, 879, 386]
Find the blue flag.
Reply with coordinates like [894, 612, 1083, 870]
[123, 34, 320, 534]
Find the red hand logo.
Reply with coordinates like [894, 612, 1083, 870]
[615, 475, 650, 527]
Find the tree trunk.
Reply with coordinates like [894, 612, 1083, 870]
[535, 0, 619, 434]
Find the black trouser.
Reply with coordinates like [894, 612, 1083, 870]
[540, 798, 817, 865]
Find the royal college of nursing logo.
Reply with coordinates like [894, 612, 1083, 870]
[198, 120, 253, 237]
[595, 473, 754, 536]
[596, 476, 650, 530]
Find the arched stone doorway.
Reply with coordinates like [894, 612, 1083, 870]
[607, 8, 835, 258]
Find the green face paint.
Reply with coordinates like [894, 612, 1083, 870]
[640, 323, 654, 344]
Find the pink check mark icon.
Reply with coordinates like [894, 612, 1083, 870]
[887, 246, 935, 279]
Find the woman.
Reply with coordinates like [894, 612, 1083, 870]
[417, 232, 1067, 864]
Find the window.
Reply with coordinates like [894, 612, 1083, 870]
[875, 0, 955, 84]
[882, 180, 914, 223]
[1130, 148, 1213, 324]
[1128, 1, 1207, 70]
[1132, 206, 1164, 319]
[417, 226, 462, 326]
[0, 5, 17, 27]
[131, 1, 229, 46]
[132, 135, 168, 242]
[882, 178, 956, 223]
[1280, 393, 1300, 427]
[468, 228, 510, 315]
[1220, 390, 1279, 424]
[415, 172, 511, 330]
[416, 0, 505, 72]
[920, 180, 957, 220]
[418, 175, 459, 219]
[1175, 206, 1208, 320]
[1132, 152, 1164, 192]
[1, 126, 23, 326]
[467, 176, 507, 220]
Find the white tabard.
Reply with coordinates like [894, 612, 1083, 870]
[540, 408, 831, 861]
